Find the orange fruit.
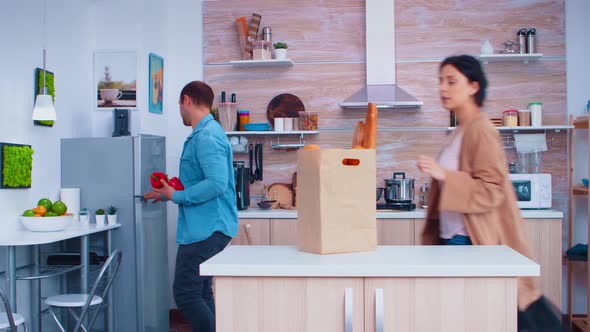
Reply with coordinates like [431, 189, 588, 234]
[32, 205, 47, 216]
[33, 214, 42, 217]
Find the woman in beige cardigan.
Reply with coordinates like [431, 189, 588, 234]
[417, 55, 561, 331]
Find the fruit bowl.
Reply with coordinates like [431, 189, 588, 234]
[20, 214, 74, 232]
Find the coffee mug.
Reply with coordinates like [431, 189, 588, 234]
[100, 89, 123, 102]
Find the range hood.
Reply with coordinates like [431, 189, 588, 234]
[339, 0, 423, 109]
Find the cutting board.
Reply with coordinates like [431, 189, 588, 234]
[266, 94, 305, 123]
[268, 183, 294, 210]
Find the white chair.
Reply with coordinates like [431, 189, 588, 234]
[46, 250, 122, 332]
[0, 287, 27, 331]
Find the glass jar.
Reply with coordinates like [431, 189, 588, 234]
[298, 112, 319, 131]
[502, 110, 518, 127]
[529, 102, 543, 126]
[252, 40, 272, 60]
[418, 184, 429, 209]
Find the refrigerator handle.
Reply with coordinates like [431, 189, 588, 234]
[134, 195, 145, 202]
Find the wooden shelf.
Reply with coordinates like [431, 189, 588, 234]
[574, 185, 589, 196]
[574, 116, 589, 129]
[226, 130, 318, 136]
[449, 125, 573, 132]
[230, 59, 294, 68]
[478, 53, 543, 64]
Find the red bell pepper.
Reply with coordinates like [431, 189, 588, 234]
[168, 177, 184, 190]
[150, 172, 169, 189]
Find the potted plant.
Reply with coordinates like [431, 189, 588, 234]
[106, 205, 118, 225]
[95, 208, 106, 226]
[273, 42, 288, 60]
[79, 208, 89, 225]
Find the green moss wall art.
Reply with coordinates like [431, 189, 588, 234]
[34, 68, 55, 127]
[0, 143, 34, 189]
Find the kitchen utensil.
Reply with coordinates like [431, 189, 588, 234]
[384, 172, 415, 203]
[236, 18, 251, 59]
[247, 13, 261, 42]
[268, 183, 294, 209]
[376, 187, 384, 201]
[257, 200, 276, 210]
[518, 28, 527, 54]
[267, 93, 305, 124]
[526, 28, 536, 54]
[255, 143, 263, 181]
[377, 202, 416, 211]
[450, 111, 457, 127]
[248, 144, 255, 184]
[112, 109, 131, 137]
[292, 172, 298, 207]
[243, 123, 271, 131]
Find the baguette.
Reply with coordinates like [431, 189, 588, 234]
[363, 102, 378, 149]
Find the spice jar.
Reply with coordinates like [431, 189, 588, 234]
[418, 184, 429, 209]
[502, 110, 518, 127]
[518, 109, 531, 126]
[252, 40, 272, 60]
[298, 111, 319, 131]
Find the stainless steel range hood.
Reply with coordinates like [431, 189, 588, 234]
[339, 0, 423, 109]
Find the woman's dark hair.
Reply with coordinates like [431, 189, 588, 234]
[440, 55, 488, 107]
[180, 81, 214, 109]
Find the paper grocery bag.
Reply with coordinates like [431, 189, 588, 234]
[297, 148, 377, 254]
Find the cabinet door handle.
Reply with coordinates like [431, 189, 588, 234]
[375, 288, 384, 332]
[345, 288, 353, 332]
[244, 224, 252, 245]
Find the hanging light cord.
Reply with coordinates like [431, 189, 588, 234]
[42, 0, 47, 95]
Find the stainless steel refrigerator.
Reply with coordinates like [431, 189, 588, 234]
[61, 134, 169, 332]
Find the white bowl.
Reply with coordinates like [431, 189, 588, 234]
[20, 214, 74, 232]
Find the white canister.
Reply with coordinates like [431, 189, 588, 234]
[60, 188, 80, 221]
[274, 118, 284, 132]
[529, 102, 543, 126]
[284, 118, 294, 131]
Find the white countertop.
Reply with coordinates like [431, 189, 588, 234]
[0, 223, 121, 246]
[200, 245, 540, 278]
[238, 208, 563, 219]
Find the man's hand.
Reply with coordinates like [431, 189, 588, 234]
[417, 155, 447, 181]
[154, 179, 176, 201]
[143, 191, 163, 204]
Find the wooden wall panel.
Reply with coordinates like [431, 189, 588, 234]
[395, 0, 565, 58]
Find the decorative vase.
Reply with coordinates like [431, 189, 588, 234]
[274, 49, 287, 60]
[95, 215, 106, 226]
[107, 214, 118, 225]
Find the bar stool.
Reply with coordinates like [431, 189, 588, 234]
[45, 250, 122, 332]
[0, 287, 27, 331]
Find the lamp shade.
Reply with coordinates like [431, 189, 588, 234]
[32, 94, 56, 121]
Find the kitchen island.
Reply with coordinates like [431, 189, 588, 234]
[235, 208, 563, 309]
[202, 245, 539, 332]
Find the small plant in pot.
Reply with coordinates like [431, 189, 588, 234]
[95, 208, 106, 226]
[106, 205, 118, 225]
[273, 42, 288, 60]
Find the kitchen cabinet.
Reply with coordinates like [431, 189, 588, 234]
[414, 219, 426, 245]
[232, 219, 270, 245]
[270, 219, 298, 245]
[364, 277, 517, 332]
[214, 277, 365, 332]
[377, 219, 414, 245]
[524, 218, 562, 309]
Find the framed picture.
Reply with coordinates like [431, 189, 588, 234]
[94, 50, 137, 110]
[33, 68, 55, 127]
[0, 142, 33, 189]
[149, 53, 164, 114]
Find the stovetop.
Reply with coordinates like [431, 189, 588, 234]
[377, 202, 416, 211]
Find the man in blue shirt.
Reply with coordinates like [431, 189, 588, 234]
[144, 81, 238, 331]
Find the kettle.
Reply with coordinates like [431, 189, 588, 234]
[233, 161, 250, 210]
[384, 172, 415, 203]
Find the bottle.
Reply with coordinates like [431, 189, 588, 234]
[526, 28, 536, 54]
[517, 28, 527, 54]
[231, 93, 238, 130]
[262, 27, 272, 42]
[450, 111, 457, 127]
[220, 91, 226, 103]
[419, 184, 430, 209]
[587, 100, 590, 113]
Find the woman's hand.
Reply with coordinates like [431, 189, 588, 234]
[143, 191, 163, 204]
[417, 155, 447, 181]
[154, 179, 176, 200]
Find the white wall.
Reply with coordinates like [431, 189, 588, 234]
[0, 0, 95, 328]
[566, 0, 590, 315]
[165, 0, 204, 307]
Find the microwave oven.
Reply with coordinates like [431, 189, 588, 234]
[509, 173, 552, 209]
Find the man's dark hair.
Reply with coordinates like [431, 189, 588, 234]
[180, 81, 214, 109]
[440, 55, 488, 107]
